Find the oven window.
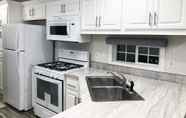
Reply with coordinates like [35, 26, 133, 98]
[50, 26, 68, 35]
[37, 78, 59, 107]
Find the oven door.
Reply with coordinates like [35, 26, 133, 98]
[33, 74, 63, 113]
[47, 22, 70, 40]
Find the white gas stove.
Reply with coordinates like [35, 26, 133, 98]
[32, 49, 89, 118]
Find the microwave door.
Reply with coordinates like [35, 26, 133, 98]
[50, 25, 68, 36]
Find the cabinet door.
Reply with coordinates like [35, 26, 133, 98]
[23, 6, 32, 21]
[32, 4, 46, 20]
[66, 91, 79, 110]
[46, 1, 64, 17]
[65, 0, 80, 15]
[125, 0, 153, 29]
[100, 0, 122, 30]
[155, 0, 186, 29]
[0, 4, 8, 25]
[81, 0, 97, 30]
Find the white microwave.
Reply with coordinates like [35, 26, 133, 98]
[47, 16, 88, 43]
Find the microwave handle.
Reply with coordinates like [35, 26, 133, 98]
[67, 23, 71, 36]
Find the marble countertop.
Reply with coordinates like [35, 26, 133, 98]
[52, 68, 186, 118]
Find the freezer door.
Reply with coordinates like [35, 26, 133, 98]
[4, 49, 25, 110]
[3, 24, 24, 50]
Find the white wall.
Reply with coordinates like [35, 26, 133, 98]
[90, 35, 186, 75]
[164, 36, 186, 75]
[55, 41, 90, 58]
[54, 35, 186, 75]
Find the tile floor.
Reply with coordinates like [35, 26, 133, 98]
[0, 94, 37, 118]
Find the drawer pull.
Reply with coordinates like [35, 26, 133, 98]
[67, 84, 76, 89]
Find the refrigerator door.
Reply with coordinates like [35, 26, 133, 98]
[3, 24, 24, 50]
[4, 49, 25, 110]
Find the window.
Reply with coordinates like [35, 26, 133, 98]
[138, 47, 159, 64]
[115, 45, 160, 65]
[117, 45, 136, 62]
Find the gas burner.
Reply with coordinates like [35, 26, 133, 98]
[38, 61, 83, 71]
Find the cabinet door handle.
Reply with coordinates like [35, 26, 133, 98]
[99, 16, 102, 27]
[149, 12, 152, 26]
[61, 4, 64, 13]
[78, 98, 81, 103]
[67, 84, 76, 89]
[64, 4, 66, 13]
[96, 16, 98, 27]
[154, 12, 158, 25]
[32, 8, 35, 16]
[29, 9, 32, 16]
[74, 96, 77, 105]
[61, 4, 66, 13]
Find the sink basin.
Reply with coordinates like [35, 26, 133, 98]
[86, 76, 144, 102]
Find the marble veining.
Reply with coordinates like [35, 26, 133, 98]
[52, 68, 186, 118]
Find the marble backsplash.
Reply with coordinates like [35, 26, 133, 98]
[91, 61, 186, 85]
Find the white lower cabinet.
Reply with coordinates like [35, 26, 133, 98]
[65, 75, 80, 110]
[66, 90, 80, 109]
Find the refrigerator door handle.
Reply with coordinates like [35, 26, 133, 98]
[16, 52, 20, 81]
[16, 32, 19, 50]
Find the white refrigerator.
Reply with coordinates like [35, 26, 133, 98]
[2, 24, 53, 111]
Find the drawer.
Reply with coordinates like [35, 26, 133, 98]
[65, 74, 79, 92]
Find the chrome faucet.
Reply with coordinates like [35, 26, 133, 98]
[109, 72, 127, 87]
[108, 72, 134, 92]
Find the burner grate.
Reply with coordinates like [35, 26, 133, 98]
[38, 61, 83, 71]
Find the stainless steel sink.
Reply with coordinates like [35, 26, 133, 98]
[86, 76, 144, 102]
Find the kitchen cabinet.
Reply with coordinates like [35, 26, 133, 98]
[155, 0, 186, 29]
[46, 0, 80, 18]
[125, 0, 186, 29]
[125, 0, 152, 29]
[81, 0, 122, 31]
[23, 2, 46, 21]
[0, 1, 22, 24]
[0, 4, 7, 26]
[66, 90, 80, 109]
[81, 0, 97, 30]
[65, 75, 80, 110]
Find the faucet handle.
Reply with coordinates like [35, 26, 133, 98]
[129, 81, 134, 92]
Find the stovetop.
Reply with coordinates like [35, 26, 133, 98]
[38, 61, 83, 71]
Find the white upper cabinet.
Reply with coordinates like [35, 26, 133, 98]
[0, 4, 8, 25]
[125, 0, 153, 29]
[0, 1, 22, 24]
[155, 0, 186, 29]
[125, 0, 186, 30]
[31, 4, 46, 20]
[81, 0, 97, 30]
[81, 0, 122, 31]
[23, 2, 46, 21]
[46, 0, 80, 18]
[100, 0, 122, 30]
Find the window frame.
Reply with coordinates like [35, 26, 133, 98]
[109, 44, 165, 71]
